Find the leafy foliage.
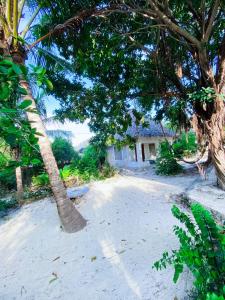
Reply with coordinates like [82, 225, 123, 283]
[153, 204, 225, 299]
[51, 137, 79, 168]
[0, 197, 18, 213]
[77, 145, 106, 177]
[32, 173, 50, 187]
[172, 132, 197, 159]
[156, 140, 183, 175]
[0, 58, 43, 191]
[32, 143, 114, 187]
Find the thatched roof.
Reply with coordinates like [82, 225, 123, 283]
[126, 120, 174, 138]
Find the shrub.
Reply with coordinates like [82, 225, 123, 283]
[173, 131, 197, 159]
[100, 162, 115, 178]
[52, 137, 79, 168]
[32, 173, 49, 187]
[23, 187, 52, 202]
[0, 168, 16, 190]
[0, 197, 18, 212]
[153, 203, 225, 299]
[77, 145, 105, 176]
[32, 145, 113, 188]
[60, 165, 73, 180]
[156, 140, 183, 175]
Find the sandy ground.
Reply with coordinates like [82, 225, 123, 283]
[0, 170, 197, 300]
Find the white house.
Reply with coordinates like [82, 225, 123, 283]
[107, 121, 174, 168]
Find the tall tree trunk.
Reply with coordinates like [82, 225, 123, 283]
[20, 79, 86, 233]
[15, 166, 23, 201]
[205, 96, 225, 189]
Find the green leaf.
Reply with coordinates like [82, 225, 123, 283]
[173, 264, 183, 283]
[0, 85, 10, 100]
[12, 64, 22, 75]
[0, 108, 18, 114]
[0, 60, 13, 66]
[46, 79, 53, 90]
[37, 80, 42, 87]
[18, 100, 32, 109]
[31, 158, 41, 165]
[0, 66, 8, 74]
[18, 86, 27, 95]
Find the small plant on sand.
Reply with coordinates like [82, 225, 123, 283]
[153, 204, 225, 299]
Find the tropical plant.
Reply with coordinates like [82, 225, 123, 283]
[78, 145, 103, 173]
[153, 204, 225, 299]
[0, 58, 40, 198]
[32, 173, 49, 187]
[52, 137, 79, 168]
[156, 140, 183, 175]
[173, 132, 197, 159]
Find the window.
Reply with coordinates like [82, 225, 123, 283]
[114, 147, 123, 160]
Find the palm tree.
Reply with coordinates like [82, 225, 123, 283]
[0, 0, 96, 232]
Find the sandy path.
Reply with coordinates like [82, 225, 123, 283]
[0, 172, 196, 300]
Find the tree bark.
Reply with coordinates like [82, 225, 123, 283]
[20, 79, 86, 233]
[15, 166, 23, 201]
[12, 147, 24, 201]
[205, 96, 225, 189]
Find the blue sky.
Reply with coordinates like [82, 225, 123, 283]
[45, 95, 93, 148]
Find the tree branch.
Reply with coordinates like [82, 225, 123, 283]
[187, 1, 202, 26]
[28, 6, 120, 50]
[18, 0, 25, 24]
[6, 0, 13, 30]
[217, 33, 225, 92]
[13, 0, 18, 46]
[203, 0, 220, 42]
[21, 6, 41, 38]
[147, 0, 201, 49]
[0, 16, 10, 37]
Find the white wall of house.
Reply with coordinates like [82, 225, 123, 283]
[107, 136, 173, 169]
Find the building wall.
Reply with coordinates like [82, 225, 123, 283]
[107, 136, 173, 168]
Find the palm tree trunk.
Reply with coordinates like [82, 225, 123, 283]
[20, 79, 86, 233]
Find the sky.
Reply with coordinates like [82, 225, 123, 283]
[44, 95, 93, 148]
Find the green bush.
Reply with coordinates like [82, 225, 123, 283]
[0, 168, 16, 190]
[78, 145, 98, 172]
[156, 140, 183, 175]
[100, 162, 115, 178]
[32, 145, 113, 188]
[60, 165, 73, 180]
[23, 187, 52, 202]
[52, 137, 79, 168]
[76, 145, 105, 176]
[173, 131, 197, 159]
[32, 173, 49, 187]
[206, 293, 225, 300]
[0, 197, 18, 212]
[153, 203, 225, 299]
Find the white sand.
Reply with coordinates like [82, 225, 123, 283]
[0, 172, 196, 300]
